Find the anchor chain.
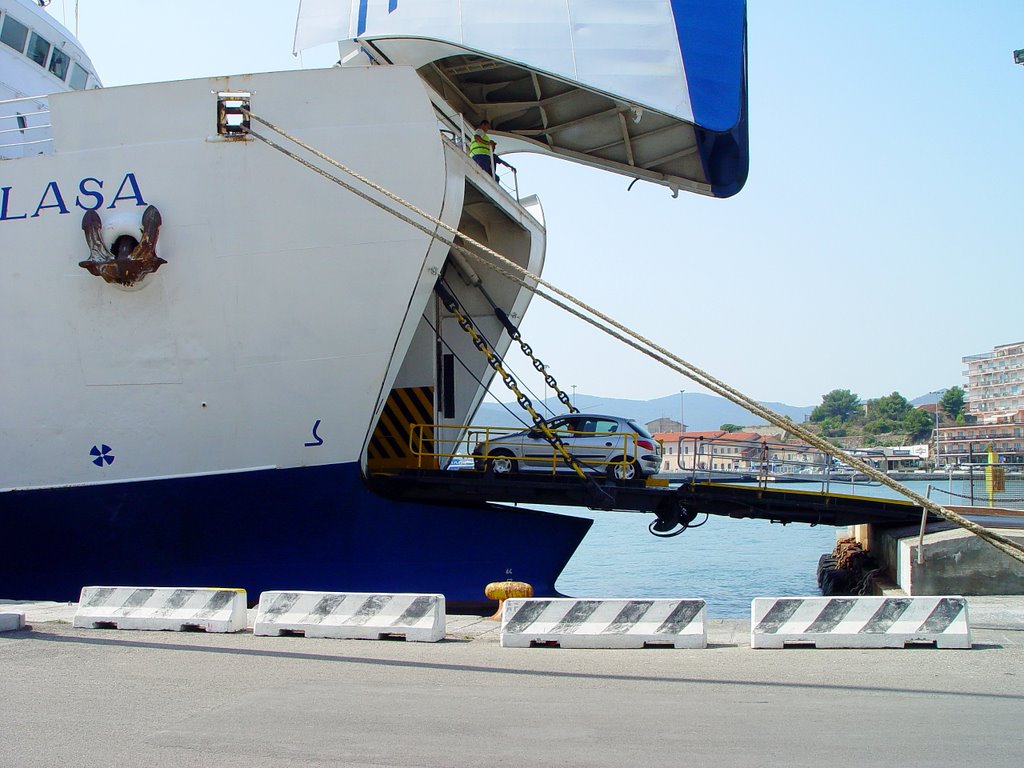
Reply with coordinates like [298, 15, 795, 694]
[490, 304, 578, 415]
[434, 283, 587, 481]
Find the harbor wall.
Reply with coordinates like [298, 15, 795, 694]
[859, 522, 1024, 595]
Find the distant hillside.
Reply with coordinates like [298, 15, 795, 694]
[910, 390, 945, 406]
[474, 392, 815, 432]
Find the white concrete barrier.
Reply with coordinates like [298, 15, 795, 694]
[1, 610, 25, 632]
[751, 596, 971, 649]
[72, 587, 247, 633]
[500, 598, 706, 649]
[254, 591, 445, 642]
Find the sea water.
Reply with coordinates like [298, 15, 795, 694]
[552, 477, 1009, 618]
[553, 509, 837, 618]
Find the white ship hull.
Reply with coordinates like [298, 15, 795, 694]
[5, 66, 453, 486]
[0, 65, 592, 605]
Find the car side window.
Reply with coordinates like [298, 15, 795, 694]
[561, 418, 584, 434]
[593, 419, 618, 434]
[545, 418, 571, 435]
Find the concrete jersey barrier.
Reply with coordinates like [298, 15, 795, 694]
[73, 587, 247, 633]
[500, 598, 707, 649]
[751, 596, 971, 649]
[1, 610, 25, 632]
[254, 591, 446, 642]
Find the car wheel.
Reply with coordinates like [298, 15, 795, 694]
[486, 451, 518, 476]
[609, 459, 642, 483]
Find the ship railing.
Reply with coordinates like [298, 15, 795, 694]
[669, 435, 887, 493]
[0, 94, 53, 157]
[925, 464, 1024, 510]
[433, 105, 522, 202]
[409, 422, 643, 476]
[492, 158, 521, 201]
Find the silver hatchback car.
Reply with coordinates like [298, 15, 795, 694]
[472, 413, 662, 482]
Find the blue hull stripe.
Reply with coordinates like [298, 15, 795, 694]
[0, 462, 591, 606]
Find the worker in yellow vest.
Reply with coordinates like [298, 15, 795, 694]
[469, 120, 497, 177]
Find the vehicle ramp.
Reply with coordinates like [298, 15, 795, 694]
[368, 471, 930, 534]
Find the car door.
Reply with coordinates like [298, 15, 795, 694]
[570, 417, 625, 473]
[520, 416, 581, 473]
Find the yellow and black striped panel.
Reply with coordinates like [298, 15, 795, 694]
[367, 386, 436, 472]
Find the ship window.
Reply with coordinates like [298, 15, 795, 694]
[1, 15, 28, 53]
[26, 31, 50, 67]
[69, 62, 89, 90]
[49, 47, 70, 81]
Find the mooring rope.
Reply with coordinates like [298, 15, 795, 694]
[242, 109, 1024, 565]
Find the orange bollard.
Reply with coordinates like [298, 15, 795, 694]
[484, 580, 533, 621]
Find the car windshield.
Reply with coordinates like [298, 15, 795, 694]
[626, 420, 653, 439]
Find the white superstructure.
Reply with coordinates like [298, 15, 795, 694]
[1, 0, 99, 158]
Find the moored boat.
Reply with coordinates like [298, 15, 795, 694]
[1, 0, 748, 606]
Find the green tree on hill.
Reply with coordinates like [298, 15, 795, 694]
[863, 418, 892, 436]
[862, 391, 914, 433]
[940, 386, 966, 421]
[819, 416, 847, 437]
[867, 392, 912, 423]
[720, 423, 743, 433]
[811, 389, 861, 423]
[903, 408, 935, 442]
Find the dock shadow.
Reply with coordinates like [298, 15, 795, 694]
[19, 629, 1023, 703]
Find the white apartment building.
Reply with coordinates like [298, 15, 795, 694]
[936, 341, 1024, 465]
[963, 341, 1024, 417]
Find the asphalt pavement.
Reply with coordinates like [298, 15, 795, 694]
[2, 599, 1022, 767]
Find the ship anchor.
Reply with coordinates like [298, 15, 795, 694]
[78, 205, 166, 287]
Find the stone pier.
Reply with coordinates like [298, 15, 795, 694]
[853, 508, 1024, 595]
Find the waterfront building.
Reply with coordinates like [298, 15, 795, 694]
[653, 431, 825, 473]
[936, 419, 1024, 466]
[646, 417, 685, 434]
[935, 341, 1024, 466]
[963, 341, 1024, 416]
[879, 446, 929, 471]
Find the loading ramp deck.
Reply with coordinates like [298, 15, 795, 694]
[368, 470, 931, 529]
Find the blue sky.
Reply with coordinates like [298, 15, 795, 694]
[46, 1, 1024, 407]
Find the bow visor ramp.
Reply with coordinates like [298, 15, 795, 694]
[294, 0, 748, 198]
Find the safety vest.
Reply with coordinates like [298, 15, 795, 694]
[469, 132, 492, 157]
